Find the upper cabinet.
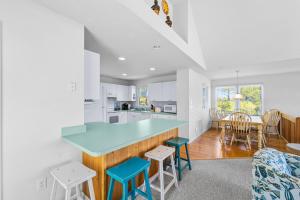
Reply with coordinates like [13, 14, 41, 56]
[148, 81, 176, 102]
[102, 83, 136, 101]
[163, 81, 176, 101]
[148, 82, 163, 101]
[103, 83, 117, 98]
[117, 85, 129, 101]
[128, 86, 137, 101]
[84, 50, 100, 100]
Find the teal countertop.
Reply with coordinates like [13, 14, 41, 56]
[62, 119, 187, 157]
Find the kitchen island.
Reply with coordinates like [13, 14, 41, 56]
[62, 119, 187, 200]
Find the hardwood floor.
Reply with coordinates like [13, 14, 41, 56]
[185, 128, 292, 160]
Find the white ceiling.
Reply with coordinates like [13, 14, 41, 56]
[38, 0, 203, 80]
[38, 0, 300, 80]
[191, 0, 300, 79]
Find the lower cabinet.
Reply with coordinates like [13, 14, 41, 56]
[127, 112, 151, 122]
[119, 111, 128, 124]
[152, 114, 177, 120]
[124, 112, 177, 123]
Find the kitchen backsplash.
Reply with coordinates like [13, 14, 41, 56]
[115, 100, 176, 111]
[150, 101, 176, 110]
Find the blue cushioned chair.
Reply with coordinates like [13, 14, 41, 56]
[252, 148, 300, 200]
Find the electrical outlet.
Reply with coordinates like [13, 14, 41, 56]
[36, 177, 47, 192]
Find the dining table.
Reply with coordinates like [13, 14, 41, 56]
[219, 115, 264, 149]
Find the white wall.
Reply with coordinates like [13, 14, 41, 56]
[1, 1, 84, 200]
[188, 69, 211, 141]
[173, 0, 188, 42]
[0, 21, 3, 200]
[177, 68, 211, 142]
[211, 72, 300, 116]
[176, 69, 190, 139]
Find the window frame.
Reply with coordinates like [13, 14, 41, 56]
[215, 83, 264, 116]
[137, 86, 149, 107]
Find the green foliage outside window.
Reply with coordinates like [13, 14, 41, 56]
[216, 85, 263, 115]
[216, 86, 236, 113]
[240, 85, 262, 115]
[138, 87, 148, 106]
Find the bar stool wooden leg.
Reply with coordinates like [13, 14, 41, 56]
[76, 185, 81, 199]
[159, 161, 165, 200]
[170, 154, 178, 188]
[131, 178, 136, 200]
[107, 178, 115, 200]
[144, 169, 153, 200]
[65, 189, 71, 200]
[87, 179, 95, 200]
[50, 180, 57, 200]
[122, 182, 128, 200]
[176, 146, 182, 181]
[185, 143, 192, 170]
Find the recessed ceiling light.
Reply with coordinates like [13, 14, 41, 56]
[122, 73, 128, 76]
[149, 67, 156, 71]
[153, 45, 160, 49]
[118, 57, 126, 61]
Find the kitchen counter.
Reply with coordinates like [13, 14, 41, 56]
[62, 119, 186, 157]
[62, 119, 187, 200]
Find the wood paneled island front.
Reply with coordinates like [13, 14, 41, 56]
[62, 119, 187, 200]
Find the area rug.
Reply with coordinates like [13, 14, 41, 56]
[149, 159, 252, 200]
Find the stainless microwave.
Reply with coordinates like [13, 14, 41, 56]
[163, 105, 177, 113]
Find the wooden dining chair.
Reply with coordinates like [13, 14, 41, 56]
[267, 109, 281, 138]
[230, 112, 253, 149]
[261, 111, 271, 145]
[209, 108, 221, 131]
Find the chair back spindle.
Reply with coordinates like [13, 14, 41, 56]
[230, 112, 252, 135]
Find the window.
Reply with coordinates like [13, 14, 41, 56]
[215, 86, 236, 113]
[202, 86, 209, 110]
[240, 85, 263, 115]
[215, 84, 263, 115]
[138, 87, 148, 106]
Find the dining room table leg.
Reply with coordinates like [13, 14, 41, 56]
[258, 124, 263, 150]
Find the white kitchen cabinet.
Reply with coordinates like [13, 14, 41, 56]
[148, 81, 176, 102]
[148, 82, 163, 101]
[127, 112, 151, 122]
[84, 50, 100, 100]
[152, 113, 177, 120]
[127, 112, 140, 122]
[119, 111, 128, 124]
[117, 85, 129, 101]
[102, 83, 117, 98]
[128, 86, 136, 101]
[102, 83, 136, 101]
[163, 81, 176, 101]
[140, 112, 151, 120]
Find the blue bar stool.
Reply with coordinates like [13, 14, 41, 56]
[106, 157, 152, 200]
[166, 137, 192, 181]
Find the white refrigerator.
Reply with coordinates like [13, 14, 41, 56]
[84, 85, 107, 123]
[84, 50, 104, 123]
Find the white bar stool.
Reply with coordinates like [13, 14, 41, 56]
[50, 162, 96, 200]
[145, 145, 178, 200]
